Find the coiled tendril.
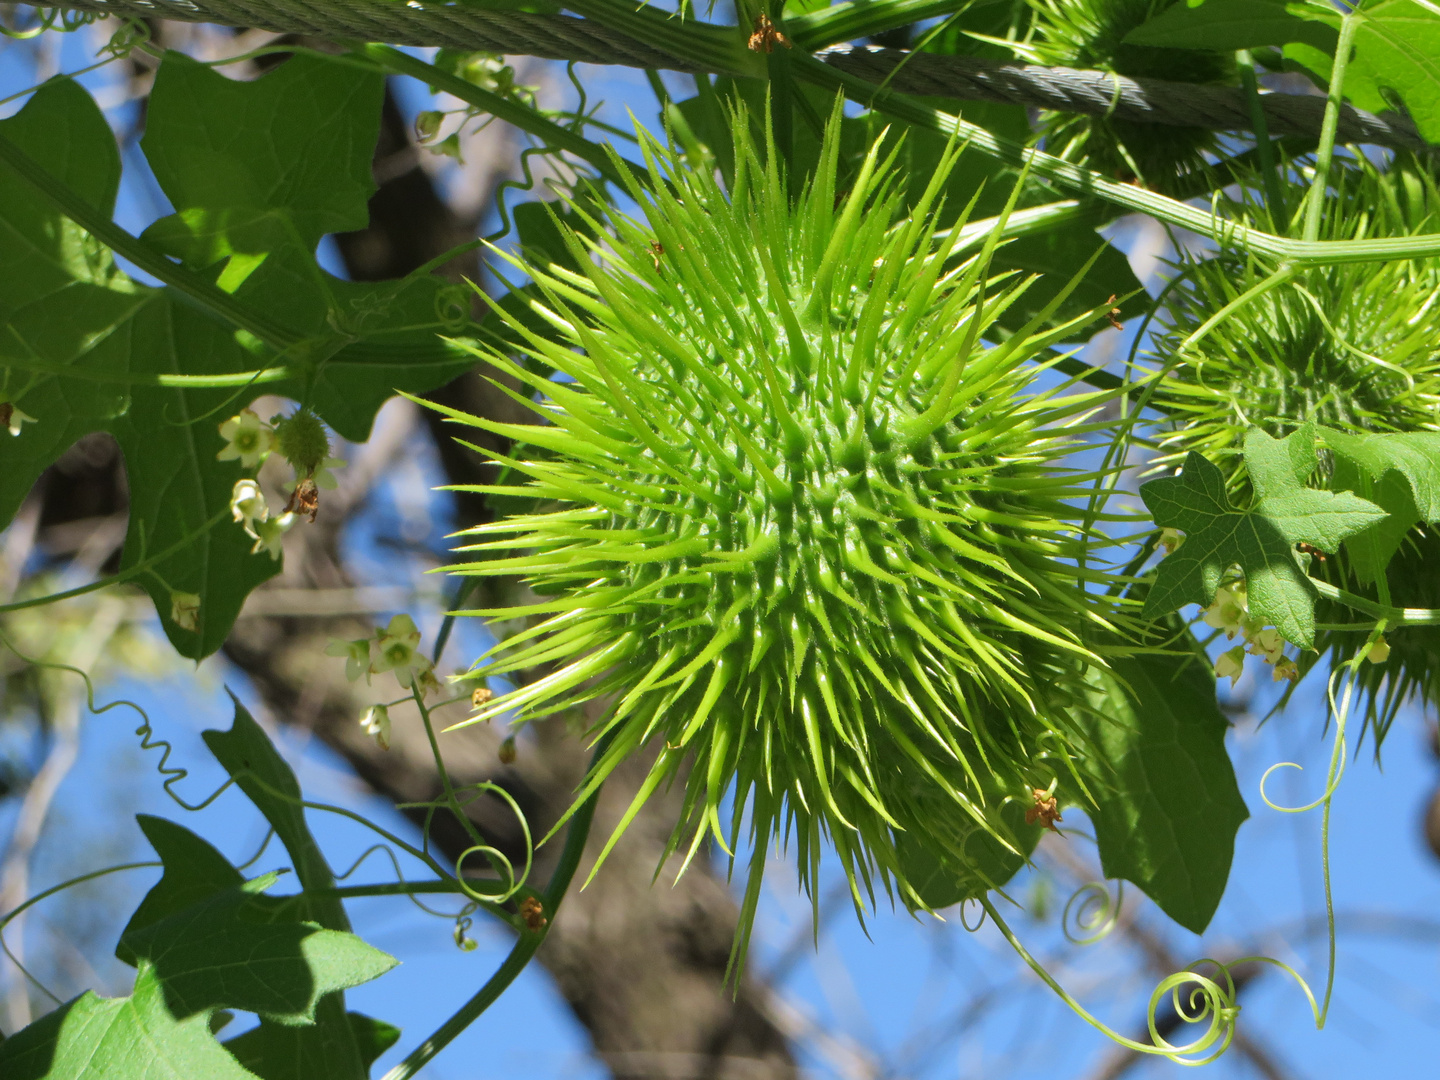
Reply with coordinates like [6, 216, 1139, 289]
[1061, 880, 1123, 946]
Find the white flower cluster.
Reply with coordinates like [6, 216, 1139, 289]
[327, 615, 440, 750]
[1206, 581, 1300, 687]
[229, 478, 295, 561]
[217, 408, 345, 551]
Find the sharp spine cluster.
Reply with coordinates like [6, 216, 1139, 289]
[434, 100, 1128, 951]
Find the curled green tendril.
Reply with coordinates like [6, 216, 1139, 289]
[435, 282, 474, 331]
[452, 780, 534, 906]
[983, 897, 1247, 1066]
[0, 627, 225, 811]
[98, 18, 149, 59]
[958, 898, 986, 932]
[330, 841, 469, 922]
[1062, 880, 1123, 946]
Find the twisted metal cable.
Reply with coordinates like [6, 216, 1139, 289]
[28, 0, 1430, 149]
[38, 0, 708, 69]
[822, 44, 1426, 151]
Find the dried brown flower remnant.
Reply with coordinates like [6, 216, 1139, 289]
[748, 13, 790, 52]
[286, 477, 320, 522]
[1105, 294, 1124, 332]
[1026, 788, 1063, 832]
[472, 686, 494, 708]
[519, 895, 547, 931]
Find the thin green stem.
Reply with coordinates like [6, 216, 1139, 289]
[380, 731, 615, 1080]
[1, 862, 160, 930]
[0, 507, 230, 615]
[1, 353, 294, 388]
[353, 44, 647, 191]
[978, 897, 1236, 1064]
[413, 686, 487, 852]
[1177, 265, 1296, 354]
[1310, 578, 1440, 625]
[1302, 14, 1359, 244]
[1236, 49, 1286, 226]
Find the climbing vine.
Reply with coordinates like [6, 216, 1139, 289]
[1, 0, 1440, 1076]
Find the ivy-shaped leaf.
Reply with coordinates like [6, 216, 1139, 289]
[140, 52, 474, 442]
[1141, 425, 1387, 647]
[0, 823, 394, 1080]
[202, 698, 373, 1079]
[120, 874, 396, 1025]
[203, 696, 349, 932]
[0, 56, 475, 660]
[1347, 1, 1440, 145]
[1320, 425, 1440, 583]
[116, 815, 244, 967]
[0, 963, 259, 1080]
[1081, 650, 1249, 935]
[0, 78, 283, 658]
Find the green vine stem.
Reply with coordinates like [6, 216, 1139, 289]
[794, 53, 1440, 268]
[1310, 578, 1440, 626]
[0, 506, 230, 616]
[1235, 49, 1285, 226]
[412, 685, 534, 905]
[379, 730, 616, 1080]
[1302, 13, 1359, 245]
[0, 353, 298, 388]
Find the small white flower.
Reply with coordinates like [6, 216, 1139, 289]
[2, 402, 36, 437]
[359, 704, 391, 750]
[1215, 646, 1245, 688]
[1158, 528, 1182, 555]
[1273, 657, 1300, 683]
[170, 591, 201, 632]
[1367, 636, 1391, 664]
[370, 613, 432, 690]
[1246, 627, 1285, 665]
[326, 637, 373, 682]
[249, 511, 296, 560]
[1202, 581, 1248, 638]
[230, 479, 270, 534]
[217, 409, 275, 468]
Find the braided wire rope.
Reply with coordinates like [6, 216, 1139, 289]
[24, 0, 1431, 149]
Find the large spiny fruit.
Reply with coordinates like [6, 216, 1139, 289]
[436, 103, 1127, 947]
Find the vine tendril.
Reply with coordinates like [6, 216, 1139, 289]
[1061, 880, 1122, 946]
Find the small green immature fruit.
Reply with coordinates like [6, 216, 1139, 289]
[272, 407, 330, 478]
[438, 102, 1128, 946]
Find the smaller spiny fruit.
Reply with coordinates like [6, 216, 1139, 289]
[273, 407, 330, 478]
[1150, 155, 1440, 741]
[435, 101, 1133, 950]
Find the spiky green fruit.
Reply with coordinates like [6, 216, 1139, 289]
[1151, 156, 1440, 739]
[273, 407, 330, 477]
[438, 104, 1129, 937]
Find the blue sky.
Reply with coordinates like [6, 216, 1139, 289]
[4, 18, 1440, 1080]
